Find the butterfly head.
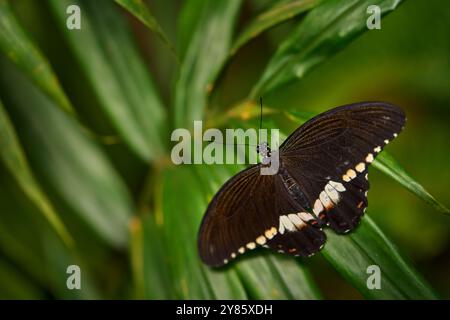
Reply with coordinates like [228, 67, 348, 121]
[257, 142, 271, 165]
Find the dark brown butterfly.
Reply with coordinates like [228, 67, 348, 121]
[198, 102, 406, 267]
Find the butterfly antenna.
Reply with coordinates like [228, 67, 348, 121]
[259, 97, 263, 131]
[258, 97, 265, 144]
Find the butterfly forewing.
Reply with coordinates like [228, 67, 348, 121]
[280, 102, 405, 233]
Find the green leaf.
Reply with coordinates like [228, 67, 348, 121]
[174, 0, 242, 128]
[130, 214, 173, 299]
[177, 0, 207, 60]
[235, 255, 322, 299]
[322, 216, 438, 299]
[48, 0, 167, 162]
[0, 0, 74, 115]
[251, 0, 404, 97]
[373, 152, 450, 215]
[0, 170, 53, 288]
[267, 255, 322, 299]
[39, 225, 101, 299]
[0, 168, 100, 298]
[0, 98, 73, 248]
[231, 0, 324, 55]
[0, 58, 134, 248]
[114, 0, 176, 58]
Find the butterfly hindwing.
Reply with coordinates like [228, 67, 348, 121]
[322, 170, 369, 233]
[264, 215, 326, 258]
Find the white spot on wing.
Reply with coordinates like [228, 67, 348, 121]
[320, 191, 333, 209]
[298, 212, 315, 222]
[246, 242, 256, 250]
[365, 153, 374, 163]
[279, 215, 295, 234]
[325, 183, 340, 203]
[256, 235, 266, 245]
[264, 227, 277, 239]
[288, 213, 306, 229]
[329, 180, 346, 192]
[313, 199, 324, 215]
[342, 174, 351, 182]
[346, 169, 357, 179]
[355, 162, 366, 172]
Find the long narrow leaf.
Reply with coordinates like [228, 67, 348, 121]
[48, 0, 167, 162]
[174, 0, 242, 128]
[0, 0, 73, 114]
[39, 224, 101, 299]
[0, 168, 99, 298]
[251, 0, 404, 97]
[235, 254, 322, 299]
[0, 170, 55, 288]
[0, 98, 73, 248]
[114, 0, 176, 57]
[373, 153, 450, 215]
[130, 214, 173, 299]
[0, 58, 134, 248]
[231, 0, 324, 55]
[177, 0, 207, 61]
[158, 166, 247, 299]
[322, 216, 438, 299]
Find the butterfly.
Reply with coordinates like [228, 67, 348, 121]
[198, 102, 406, 267]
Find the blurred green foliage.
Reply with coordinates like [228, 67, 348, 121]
[0, 0, 448, 299]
